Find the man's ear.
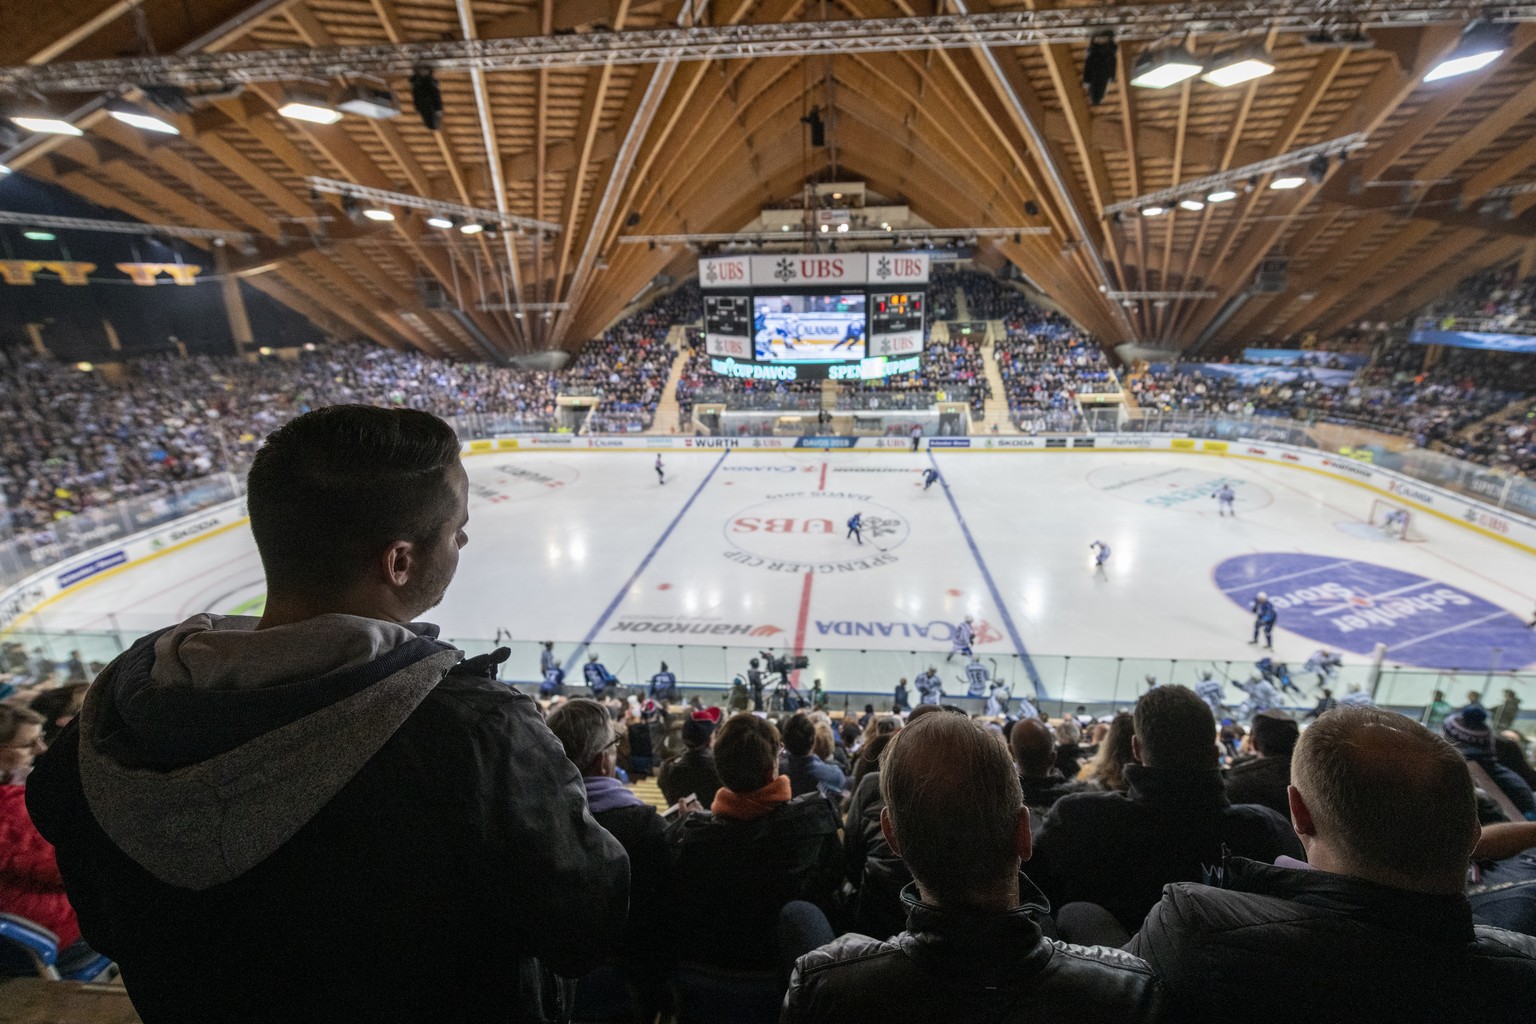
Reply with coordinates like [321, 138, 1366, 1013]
[1016, 806, 1033, 863]
[1288, 784, 1316, 837]
[880, 805, 903, 857]
[382, 540, 414, 587]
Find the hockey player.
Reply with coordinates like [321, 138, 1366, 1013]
[1234, 673, 1280, 720]
[1090, 540, 1111, 576]
[1214, 483, 1237, 517]
[1256, 656, 1303, 698]
[961, 657, 990, 698]
[649, 661, 679, 704]
[846, 511, 863, 545]
[947, 615, 975, 662]
[655, 454, 665, 485]
[1304, 689, 1337, 720]
[1381, 507, 1409, 538]
[1144, 674, 1160, 690]
[539, 641, 562, 683]
[583, 652, 617, 698]
[1249, 591, 1277, 649]
[1012, 690, 1041, 723]
[985, 679, 1012, 718]
[922, 467, 940, 490]
[1304, 648, 1342, 689]
[1338, 684, 1374, 708]
[915, 665, 943, 706]
[830, 319, 864, 351]
[1195, 671, 1227, 718]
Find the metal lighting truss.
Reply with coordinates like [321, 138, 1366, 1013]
[1102, 133, 1369, 216]
[4, 2, 1533, 91]
[305, 176, 561, 233]
[1486, 182, 1536, 198]
[618, 226, 1053, 244]
[1105, 290, 1220, 299]
[476, 302, 570, 312]
[0, 210, 253, 243]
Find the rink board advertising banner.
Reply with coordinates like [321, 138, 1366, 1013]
[1407, 328, 1536, 353]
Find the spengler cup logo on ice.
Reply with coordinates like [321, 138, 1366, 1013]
[1214, 553, 1536, 671]
[723, 491, 908, 573]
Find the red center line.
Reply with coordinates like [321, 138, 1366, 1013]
[790, 461, 828, 685]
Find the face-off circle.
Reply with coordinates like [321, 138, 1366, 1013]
[722, 491, 910, 572]
[1088, 463, 1273, 513]
[1214, 552, 1536, 670]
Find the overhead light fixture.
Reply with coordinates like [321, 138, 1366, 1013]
[1178, 198, 1205, 211]
[410, 70, 443, 130]
[1130, 45, 1204, 89]
[832, 192, 842, 199]
[0, 164, 10, 175]
[780, 224, 791, 232]
[1083, 30, 1119, 105]
[1141, 205, 1167, 217]
[337, 85, 401, 120]
[75, 362, 94, 372]
[1200, 45, 1276, 88]
[1270, 176, 1307, 190]
[23, 230, 56, 241]
[278, 90, 342, 124]
[426, 215, 455, 229]
[1207, 189, 1238, 202]
[819, 223, 829, 233]
[881, 222, 891, 231]
[1424, 20, 1512, 82]
[362, 207, 395, 221]
[9, 113, 82, 136]
[105, 98, 179, 134]
[836, 222, 849, 233]
[460, 221, 483, 235]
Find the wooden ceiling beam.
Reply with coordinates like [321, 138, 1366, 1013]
[1311, 228, 1499, 338]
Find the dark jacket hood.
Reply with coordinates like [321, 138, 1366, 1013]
[77, 612, 462, 891]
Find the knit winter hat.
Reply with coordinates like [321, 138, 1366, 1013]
[1444, 705, 1493, 754]
[682, 707, 721, 748]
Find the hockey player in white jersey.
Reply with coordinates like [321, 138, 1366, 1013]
[914, 665, 943, 706]
[1234, 674, 1281, 720]
[1213, 483, 1237, 517]
[1304, 648, 1342, 690]
[947, 616, 976, 662]
[986, 680, 1016, 719]
[960, 657, 990, 698]
[1339, 684, 1374, 707]
[1195, 671, 1228, 718]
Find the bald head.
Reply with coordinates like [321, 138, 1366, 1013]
[1291, 707, 1478, 894]
[881, 713, 1025, 908]
[1010, 718, 1057, 778]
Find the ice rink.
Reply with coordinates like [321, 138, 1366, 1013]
[17, 449, 1536, 708]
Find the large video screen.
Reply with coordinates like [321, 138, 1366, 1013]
[753, 294, 866, 364]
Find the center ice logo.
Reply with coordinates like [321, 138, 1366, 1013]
[722, 491, 908, 573]
[1214, 553, 1536, 671]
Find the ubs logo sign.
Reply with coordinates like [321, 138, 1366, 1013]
[722, 491, 909, 573]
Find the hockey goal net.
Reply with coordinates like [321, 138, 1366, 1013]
[1369, 498, 1426, 541]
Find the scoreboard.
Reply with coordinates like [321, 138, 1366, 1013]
[869, 292, 925, 358]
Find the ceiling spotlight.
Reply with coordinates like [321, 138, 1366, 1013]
[338, 84, 401, 120]
[836, 222, 850, 233]
[780, 224, 792, 232]
[832, 192, 843, 199]
[278, 89, 342, 124]
[1130, 45, 1204, 89]
[341, 194, 361, 222]
[460, 221, 484, 235]
[426, 214, 455, 229]
[1306, 154, 1331, 185]
[1305, 28, 1373, 50]
[1178, 198, 1206, 211]
[819, 223, 829, 233]
[1083, 30, 1119, 105]
[9, 113, 82, 136]
[362, 207, 395, 221]
[1425, 20, 1512, 82]
[0, 164, 10, 175]
[1141, 205, 1168, 217]
[1207, 189, 1238, 202]
[23, 230, 56, 241]
[1270, 176, 1307, 190]
[411, 69, 444, 130]
[1201, 45, 1276, 88]
[106, 98, 179, 134]
[881, 222, 892, 231]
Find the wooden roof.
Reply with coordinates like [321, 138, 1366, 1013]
[4, 0, 1534, 358]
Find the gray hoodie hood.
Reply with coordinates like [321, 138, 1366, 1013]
[78, 612, 461, 890]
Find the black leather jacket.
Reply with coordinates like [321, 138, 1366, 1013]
[784, 878, 1165, 1023]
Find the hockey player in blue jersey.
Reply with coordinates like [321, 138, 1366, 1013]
[583, 652, 617, 697]
[1195, 671, 1227, 718]
[649, 661, 679, 704]
[846, 512, 863, 544]
[915, 665, 943, 706]
[1249, 591, 1277, 649]
[922, 467, 940, 490]
[960, 656, 989, 698]
[1090, 540, 1111, 576]
[1256, 656, 1303, 698]
[1214, 483, 1237, 517]
[830, 319, 864, 351]
[947, 615, 975, 662]
[539, 641, 562, 683]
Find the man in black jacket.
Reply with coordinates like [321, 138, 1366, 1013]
[1029, 685, 1302, 936]
[658, 707, 723, 808]
[1010, 716, 1078, 827]
[26, 406, 630, 1024]
[1223, 709, 1297, 817]
[1130, 706, 1536, 1023]
[784, 713, 1164, 1023]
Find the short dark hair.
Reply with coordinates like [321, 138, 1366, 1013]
[882, 714, 1022, 907]
[782, 712, 816, 756]
[1009, 717, 1056, 777]
[246, 405, 462, 596]
[1133, 685, 1217, 769]
[1293, 707, 1477, 883]
[714, 714, 781, 794]
[1251, 710, 1300, 757]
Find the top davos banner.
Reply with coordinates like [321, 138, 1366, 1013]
[1148, 363, 1357, 387]
[700, 253, 930, 289]
[1408, 328, 1536, 353]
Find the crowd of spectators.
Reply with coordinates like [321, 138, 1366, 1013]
[1421, 263, 1536, 331]
[997, 328, 1117, 431]
[840, 331, 990, 416]
[560, 281, 702, 432]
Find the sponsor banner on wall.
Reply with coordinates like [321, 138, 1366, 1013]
[705, 332, 751, 359]
[1241, 348, 1368, 369]
[1148, 363, 1356, 387]
[57, 551, 127, 588]
[1408, 328, 1536, 353]
[928, 438, 971, 448]
[699, 253, 930, 289]
[979, 437, 1042, 449]
[796, 436, 858, 449]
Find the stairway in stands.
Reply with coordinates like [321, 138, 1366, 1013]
[977, 328, 1019, 434]
[953, 283, 971, 321]
[630, 774, 669, 812]
[646, 328, 694, 435]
